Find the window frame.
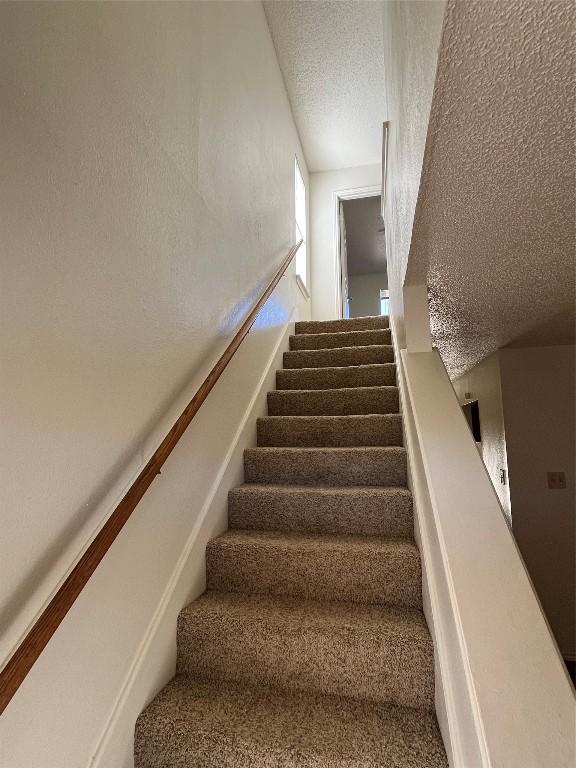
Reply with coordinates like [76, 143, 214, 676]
[294, 157, 307, 287]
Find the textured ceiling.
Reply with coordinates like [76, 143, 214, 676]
[263, 0, 386, 172]
[342, 195, 386, 275]
[409, 0, 575, 377]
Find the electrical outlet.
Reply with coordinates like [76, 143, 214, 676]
[500, 469, 507, 485]
[547, 472, 566, 490]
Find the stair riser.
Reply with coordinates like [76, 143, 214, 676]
[257, 415, 403, 447]
[283, 345, 394, 369]
[134, 677, 448, 768]
[290, 329, 392, 350]
[295, 316, 389, 334]
[268, 388, 399, 416]
[276, 364, 396, 390]
[228, 487, 414, 537]
[206, 540, 422, 609]
[244, 448, 407, 487]
[177, 604, 435, 709]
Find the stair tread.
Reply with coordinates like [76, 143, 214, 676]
[229, 483, 412, 534]
[279, 363, 395, 371]
[181, 589, 430, 644]
[181, 589, 427, 636]
[268, 386, 399, 416]
[295, 315, 390, 334]
[270, 385, 398, 394]
[177, 591, 434, 709]
[244, 446, 407, 487]
[284, 344, 394, 368]
[230, 482, 412, 496]
[277, 362, 396, 389]
[207, 530, 421, 608]
[260, 412, 402, 420]
[258, 413, 403, 447]
[290, 328, 392, 351]
[210, 528, 417, 551]
[135, 676, 448, 768]
[249, 444, 404, 450]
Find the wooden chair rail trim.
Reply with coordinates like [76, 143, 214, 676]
[0, 240, 302, 716]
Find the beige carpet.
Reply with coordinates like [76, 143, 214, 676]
[135, 314, 448, 767]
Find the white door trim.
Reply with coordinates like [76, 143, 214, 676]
[332, 184, 381, 319]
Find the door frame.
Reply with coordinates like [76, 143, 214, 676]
[333, 185, 381, 319]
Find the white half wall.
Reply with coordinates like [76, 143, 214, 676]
[310, 164, 381, 321]
[348, 273, 387, 318]
[399, 346, 575, 768]
[499, 345, 576, 660]
[380, 0, 446, 345]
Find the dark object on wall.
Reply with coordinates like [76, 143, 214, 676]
[463, 400, 482, 442]
[547, 471, 567, 489]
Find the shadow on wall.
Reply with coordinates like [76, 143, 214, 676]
[348, 274, 388, 318]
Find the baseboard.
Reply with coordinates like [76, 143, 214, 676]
[88, 316, 295, 768]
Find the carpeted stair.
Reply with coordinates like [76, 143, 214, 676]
[135, 314, 448, 768]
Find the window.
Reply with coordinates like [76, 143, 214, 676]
[294, 158, 307, 286]
[380, 288, 390, 316]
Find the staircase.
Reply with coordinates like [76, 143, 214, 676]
[134, 315, 448, 767]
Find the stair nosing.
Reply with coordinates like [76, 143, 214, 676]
[269, 385, 398, 394]
[258, 412, 402, 420]
[181, 588, 428, 629]
[230, 482, 412, 493]
[209, 528, 418, 549]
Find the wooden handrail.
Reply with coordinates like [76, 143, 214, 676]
[0, 240, 302, 715]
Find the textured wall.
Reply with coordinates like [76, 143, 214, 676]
[380, 0, 446, 341]
[0, 4, 307, 763]
[410, 0, 575, 376]
[500, 345, 576, 659]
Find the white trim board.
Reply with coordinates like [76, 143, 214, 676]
[332, 184, 381, 319]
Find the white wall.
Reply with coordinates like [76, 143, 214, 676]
[0, 2, 309, 765]
[380, 0, 446, 345]
[348, 273, 387, 318]
[453, 352, 511, 519]
[499, 345, 576, 660]
[310, 164, 381, 321]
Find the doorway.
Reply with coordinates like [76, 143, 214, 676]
[336, 190, 387, 320]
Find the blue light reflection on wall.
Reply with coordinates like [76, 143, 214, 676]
[216, 277, 289, 338]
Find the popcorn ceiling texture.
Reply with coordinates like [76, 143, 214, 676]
[409, 0, 575, 377]
[263, 0, 386, 171]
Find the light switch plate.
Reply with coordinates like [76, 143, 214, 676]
[547, 472, 566, 490]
